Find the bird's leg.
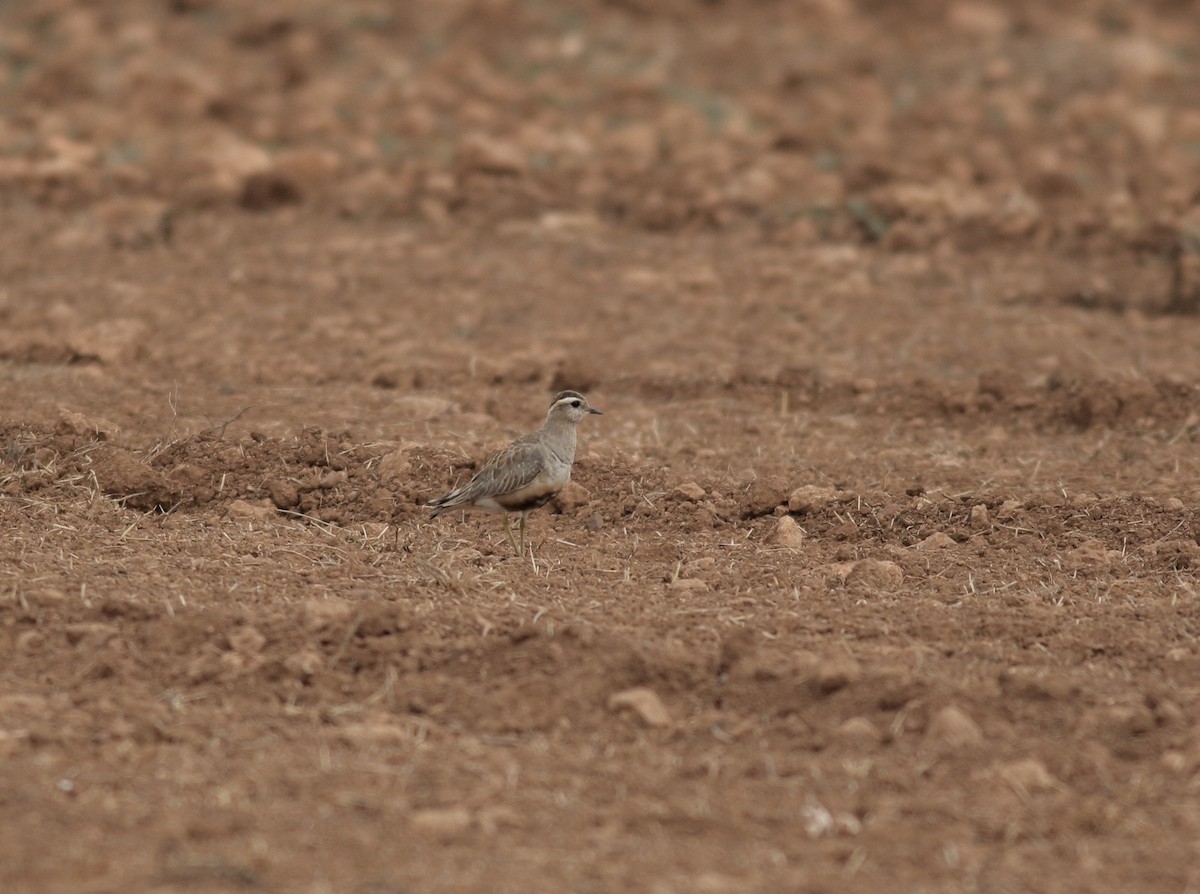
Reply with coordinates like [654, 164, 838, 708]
[503, 514, 520, 555]
[519, 512, 528, 557]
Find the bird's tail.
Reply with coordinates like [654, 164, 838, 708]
[427, 486, 469, 517]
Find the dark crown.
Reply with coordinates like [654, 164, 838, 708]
[551, 390, 586, 406]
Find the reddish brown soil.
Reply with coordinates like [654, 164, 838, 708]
[4, 2, 1200, 892]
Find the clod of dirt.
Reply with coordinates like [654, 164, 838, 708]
[997, 758, 1062, 795]
[845, 559, 904, 590]
[740, 474, 789, 518]
[915, 532, 956, 550]
[926, 705, 984, 747]
[669, 577, 709, 592]
[88, 444, 181, 511]
[56, 408, 118, 441]
[227, 499, 274, 521]
[835, 716, 883, 746]
[608, 687, 672, 728]
[769, 515, 806, 549]
[997, 499, 1024, 518]
[266, 479, 300, 510]
[672, 481, 706, 502]
[553, 482, 591, 513]
[1063, 539, 1113, 571]
[969, 504, 990, 529]
[787, 485, 838, 514]
[376, 450, 412, 482]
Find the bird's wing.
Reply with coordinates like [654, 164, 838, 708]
[465, 438, 548, 499]
[428, 436, 547, 510]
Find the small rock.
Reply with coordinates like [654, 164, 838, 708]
[89, 445, 180, 511]
[997, 499, 1023, 518]
[835, 716, 883, 745]
[267, 479, 300, 510]
[787, 485, 837, 513]
[998, 758, 1061, 794]
[741, 474, 788, 517]
[553, 481, 591, 513]
[916, 531, 956, 550]
[926, 705, 983, 747]
[608, 687, 672, 728]
[319, 470, 348, 490]
[1063, 539, 1110, 570]
[56, 408, 119, 440]
[227, 499, 274, 521]
[845, 559, 903, 589]
[673, 481, 706, 502]
[969, 504, 990, 529]
[769, 515, 806, 548]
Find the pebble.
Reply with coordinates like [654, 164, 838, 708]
[998, 758, 1061, 794]
[267, 479, 299, 510]
[926, 705, 983, 746]
[673, 481, 706, 502]
[969, 503, 990, 529]
[787, 485, 838, 514]
[916, 531, 956, 550]
[835, 716, 883, 745]
[227, 499, 275, 521]
[997, 499, 1023, 518]
[845, 559, 903, 589]
[769, 515, 806, 549]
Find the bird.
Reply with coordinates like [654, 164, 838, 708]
[427, 390, 603, 556]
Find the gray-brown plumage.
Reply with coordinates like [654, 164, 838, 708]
[427, 391, 603, 555]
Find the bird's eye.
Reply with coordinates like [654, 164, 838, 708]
[570, 400, 581, 408]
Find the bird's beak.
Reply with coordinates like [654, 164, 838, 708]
[589, 407, 603, 415]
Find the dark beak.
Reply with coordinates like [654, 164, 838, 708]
[589, 407, 603, 415]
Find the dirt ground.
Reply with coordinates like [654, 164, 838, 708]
[3, 1, 1200, 891]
